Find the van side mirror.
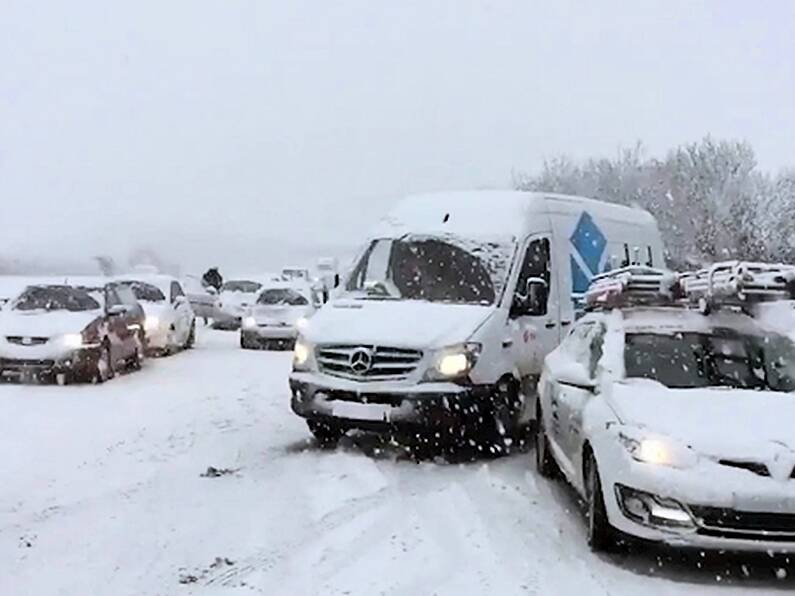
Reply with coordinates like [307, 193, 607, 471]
[526, 277, 548, 315]
[511, 277, 548, 317]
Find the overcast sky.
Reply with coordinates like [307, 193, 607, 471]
[1, 0, 793, 273]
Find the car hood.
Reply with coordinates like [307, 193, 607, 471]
[607, 379, 795, 462]
[302, 298, 494, 349]
[0, 309, 102, 338]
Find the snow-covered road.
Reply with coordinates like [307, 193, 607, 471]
[2, 329, 794, 596]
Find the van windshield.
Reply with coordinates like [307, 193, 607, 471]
[345, 235, 514, 305]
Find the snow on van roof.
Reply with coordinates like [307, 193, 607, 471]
[372, 191, 655, 240]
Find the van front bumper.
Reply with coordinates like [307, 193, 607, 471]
[289, 372, 492, 436]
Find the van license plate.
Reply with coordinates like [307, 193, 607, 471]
[332, 401, 390, 421]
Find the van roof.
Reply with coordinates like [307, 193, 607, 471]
[372, 191, 656, 240]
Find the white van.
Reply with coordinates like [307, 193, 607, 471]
[289, 191, 664, 449]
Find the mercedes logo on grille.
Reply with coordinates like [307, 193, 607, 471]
[349, 347, 373, 375]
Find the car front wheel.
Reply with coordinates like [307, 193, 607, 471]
[584, 452, 617, 552]
[535, 407, 561, 479]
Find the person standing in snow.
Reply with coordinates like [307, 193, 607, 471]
[202, 267, 223, 291]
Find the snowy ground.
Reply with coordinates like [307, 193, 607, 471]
[2, 329, 795, 596]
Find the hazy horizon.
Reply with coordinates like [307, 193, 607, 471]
[2, 0, 793, 273]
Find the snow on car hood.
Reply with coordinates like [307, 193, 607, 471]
[302, 298, 493, 349]
[0, 309, 102, 338]
[608, 379, 795, 461]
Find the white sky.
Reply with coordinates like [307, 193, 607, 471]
[1, 0, 793, 273]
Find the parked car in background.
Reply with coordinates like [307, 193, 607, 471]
[182, 274, 218, 322]
[241, 281, 320, 350]
[213, 279, 265, 330]
[116, 275, 196, 355]
[0, 282, 145, 383]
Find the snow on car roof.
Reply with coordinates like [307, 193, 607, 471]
[115, 274, 175, 295]
[371, 191, 655, 240]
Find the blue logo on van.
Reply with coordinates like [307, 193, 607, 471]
[570, 212, 607, 302]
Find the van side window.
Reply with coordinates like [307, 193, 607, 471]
[514, 238, 550, 315]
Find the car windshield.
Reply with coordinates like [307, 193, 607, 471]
[119, 281, 166, 303]
[624, 330, 795, 391]
[257, 288, 309, 306]
[345, 235, 513, 304]
[222, 280, 262, 293]
[13, 285, 101, 312]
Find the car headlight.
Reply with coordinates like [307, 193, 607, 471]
[424, 342, 481, 381]
[243, 316, 257, 328]
[60, 333, 84, 349]
[296, 317, 309, 331]
[618, 430, 698, 469]
[144, 316, 160, 332]
[293, 336, 315, 371]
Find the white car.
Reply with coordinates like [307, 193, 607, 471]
[240, 282, 319, 350]
[116, 276, 196, 355]
[536, 263, 795, 553]
[212, 279, 265, 330]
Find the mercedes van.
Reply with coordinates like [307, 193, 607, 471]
[289, 191, 664, 450]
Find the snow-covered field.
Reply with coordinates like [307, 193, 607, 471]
[2, 329, 794, 596]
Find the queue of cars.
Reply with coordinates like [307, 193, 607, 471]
[0, 274, 199, 383]
[6, 190, 795, 559]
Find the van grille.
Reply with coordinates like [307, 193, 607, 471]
[316, 345, 423, 381]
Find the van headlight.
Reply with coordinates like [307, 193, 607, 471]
[293, 336, 315, 371]
[424, 343, 481, 381]
[618, 430, 698, 469]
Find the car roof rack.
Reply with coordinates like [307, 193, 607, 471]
[584, 266, 680, 310]
[680, 261, 795, 312]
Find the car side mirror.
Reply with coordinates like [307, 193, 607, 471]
[107, 304, 130, 317]
[174, 295, 187, 305]
[206, 287, 218, 296]
[556, 362, 596, 392]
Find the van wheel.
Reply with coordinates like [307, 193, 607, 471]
[473, 379, 521, 456]
[307, 420, 346, 448]
[535, 406, 561, 479]
[585, 452, 617, 552]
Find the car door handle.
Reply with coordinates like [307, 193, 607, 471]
[502, 338, 513, 348]
[561, 320, 572, 326]
[544, 321, 557, 329]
